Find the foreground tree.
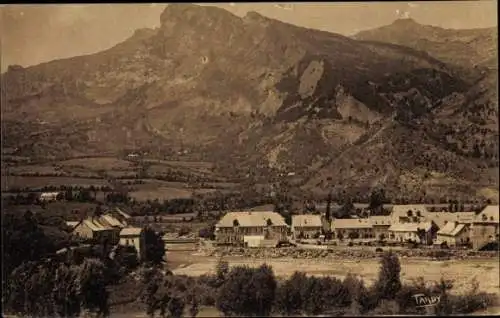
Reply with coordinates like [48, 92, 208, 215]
[144, 227, 166, 265]
[216, 264, 277, 317]
[3, 211, 57, 277]
[373, 251, 402, 301]
[113, 245, 140, 275]
[53, 263, 81, 317]
[4, 259, 109, 318]
[141, 268, 190, 318]
[77, 258, 110, 317]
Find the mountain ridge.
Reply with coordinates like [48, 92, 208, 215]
[2, 4, 498, 201]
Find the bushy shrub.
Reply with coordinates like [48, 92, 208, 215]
[373, 250, 402, 301]
[198, 223, 215, 240]
[4, 258, 109, 318]
[275, 272, 350, 316]
[178, 226, 191, 237]
[216, 264, 277, 317]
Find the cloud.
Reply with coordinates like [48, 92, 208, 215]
[396, 9, 411, 19]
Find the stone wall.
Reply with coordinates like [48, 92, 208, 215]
[200, 246, 498, 260]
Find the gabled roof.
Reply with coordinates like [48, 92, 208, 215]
[437, 221, 457, 236]
[120, 227, 143, 236]
[100, 214, 126, 227]
[82, 219, 109, 231]
[450, 224, 466, 236]
[216, 211, 287, 228]
[66, 221, 79, 228]
[75, 213, 126, 232]
[437, 221, 467, 237]
[390, 205, 430, 221]
[370, 215, 392, 226]
[388, 221, 433, 233]
[114, 207, 132, 219]
[292, 214, 322, 228]
[430, 212, 476, 228]
[474, 205, 499, 224]
[332, 218, 373, 229]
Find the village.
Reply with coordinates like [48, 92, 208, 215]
[213, 205, 499, 250]
[59, 195, 499, 263]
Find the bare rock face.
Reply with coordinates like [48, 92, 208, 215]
[298, 60, 325, 99]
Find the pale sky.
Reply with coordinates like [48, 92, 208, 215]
[1, 2, 497, 72]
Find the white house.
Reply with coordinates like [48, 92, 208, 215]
[388, 221, 438, 245]
[471, 205, 499, 250]
[435, 221, 470, 247]
[331, 218, 374, 240]
[390, 205, 430, 224]
[429, 211, 476, 229]
[119, 227, 146, 260]
[370, 215, 392, 240]
[39, 192, 62, 202]
[215, 211, 288, 246]
[291, 214, 323, 239]
[72, 214, 127, 244]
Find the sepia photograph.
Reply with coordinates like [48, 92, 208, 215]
[1, 1, 499, 317]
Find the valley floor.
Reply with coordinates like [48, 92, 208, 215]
[168, 251, 500, 296]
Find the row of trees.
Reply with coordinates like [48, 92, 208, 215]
[4, 258, 110, 317]
[140, 251, 495, 317]
[2, 207, 167, 317]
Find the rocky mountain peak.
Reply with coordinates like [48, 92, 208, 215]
[159, 4, 241, 30]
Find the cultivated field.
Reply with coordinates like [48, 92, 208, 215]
[1, 176, 110, 191]
[1, 156, 234, 202]
[169, 251, 500, 296]
[56, 157, 134, 170]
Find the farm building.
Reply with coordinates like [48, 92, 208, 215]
[215, 211, 288, 246]
[71, 214, 127, 244]
[470, 205, 499, 250]
[331, 218, 374, 240]
[387, 221, 438, 245]
[291, 214, 323, 239]
[119, 227, 146, 260]
[435, 221, 470, 247]
[369, 215, 392, 240]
